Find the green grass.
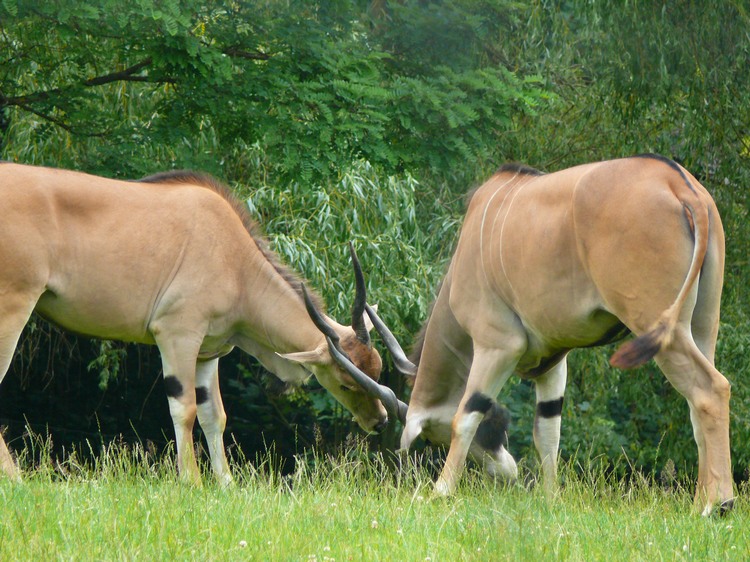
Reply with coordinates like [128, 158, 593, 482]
[0, 440, 746, 561]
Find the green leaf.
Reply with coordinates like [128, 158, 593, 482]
[2, 0, 18, 16]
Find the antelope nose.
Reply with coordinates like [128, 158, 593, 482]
[374, 419, 389, 434]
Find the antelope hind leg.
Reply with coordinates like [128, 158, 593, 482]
[0, 293, 41, 479]
[655, 328, 733, 515]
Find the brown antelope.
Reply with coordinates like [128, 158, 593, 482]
[363, 154, 733, 515]
[0, 162, 404, 485]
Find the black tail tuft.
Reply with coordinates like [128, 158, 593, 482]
[609, 326, 666, 369]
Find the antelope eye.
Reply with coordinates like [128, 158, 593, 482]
[339, 385, 351, 392]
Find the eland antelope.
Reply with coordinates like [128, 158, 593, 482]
[364, 155, 733, 515]
[0, 162, 400, 484]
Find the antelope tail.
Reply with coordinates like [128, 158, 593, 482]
[609, 183, 709, 369]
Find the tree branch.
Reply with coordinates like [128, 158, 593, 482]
[83, 57, 154, 87]
[223, 46, 271, 61]
[1, 57, 169, 107]
[16, 103, 77, 133]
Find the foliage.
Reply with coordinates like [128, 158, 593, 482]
[87, 340, 127, 390]
[0, 0, 545, 183]
[243, 160, 450, 447]
[0, 0, 748, 486]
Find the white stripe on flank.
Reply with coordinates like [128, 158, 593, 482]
[479, 172, 519, 288]
[495, 176, 528, 303]
[479, 171, 531, 303]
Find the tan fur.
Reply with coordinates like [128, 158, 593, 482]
[403, 156, 733, 514]
[0, 163, 386, 483]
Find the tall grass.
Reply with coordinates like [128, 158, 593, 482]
[1, 436, 746, 561]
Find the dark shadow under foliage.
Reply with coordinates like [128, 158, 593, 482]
[0, 317, 334, 473]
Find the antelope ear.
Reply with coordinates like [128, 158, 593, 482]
[277, 347, 328, 366]
[364, 303, 378, 332]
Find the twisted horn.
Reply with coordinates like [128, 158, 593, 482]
[301, 284, 339, 344]
[304, 282, 405, 420]
[365, 304, 417, 376]
[349, 242, 371, 346]
[326, 336, 408, 424]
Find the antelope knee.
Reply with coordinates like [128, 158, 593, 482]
[165, 376, 197, 423]
[195, 385, 210, 405]
[400, 418, 424, 450]
[454, 392, 494, 439]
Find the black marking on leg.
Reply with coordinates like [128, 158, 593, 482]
[464, 392, 494, 415]
[536, 397, 564, 419]
[720, 498, 735, 516]
[475, 404, 511, 451]
[196, 386, 209, 405]
[164, 375, 183, 398]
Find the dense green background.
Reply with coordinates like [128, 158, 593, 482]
[1, 0, 748, 484]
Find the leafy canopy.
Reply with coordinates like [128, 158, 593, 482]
[0, 0, 547, 182]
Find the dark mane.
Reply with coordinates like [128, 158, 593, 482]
[464, 162, 544, 208]
[496, 162, 545, 176]
[632, 152, 680, 170]
[137, 170, 323, 308]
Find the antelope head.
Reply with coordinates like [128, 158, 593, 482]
[279, 244, 411, 433]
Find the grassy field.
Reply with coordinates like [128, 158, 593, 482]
[0, 440, 746, 561]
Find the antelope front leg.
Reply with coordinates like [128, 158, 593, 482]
[435, 393, 494, 496]
[435, 344, 522, 496]
[156, 335, 203, 485]
[164, 375, 201, 485]
[533, 359, 568, 494]
[195, 358, 232, 486]
[0, 433, 20, 480]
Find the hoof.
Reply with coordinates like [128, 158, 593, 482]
[434, 478, 454, 497]
[720, 498, 735, 516]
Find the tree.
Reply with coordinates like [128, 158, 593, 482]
[0, 0, 546, 183]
